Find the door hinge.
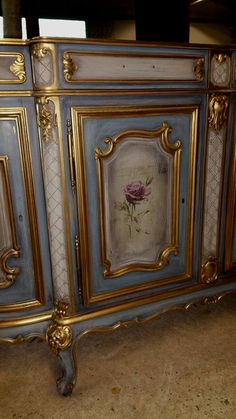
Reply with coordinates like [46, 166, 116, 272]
[75, 234, 83, 299]
[67, 119, 76, 192]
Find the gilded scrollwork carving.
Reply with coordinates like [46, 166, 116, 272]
[32, 44, 49, 60]
[215, 54, 227, 64]
[46, 301, 72, 356]
[0, 248, 20, 288]
[63, 52, 77, 82]
[201, 256, 218, 284]
[9, 54, 26, 82]
[208, 94, 229, 131]
[193, 57, 205, 81]
[36, 97, 57, 142]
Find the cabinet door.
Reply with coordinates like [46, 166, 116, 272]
[69, 95, 205, 306]
[0, 98, 52, 316]
[224, 96, 236, 273]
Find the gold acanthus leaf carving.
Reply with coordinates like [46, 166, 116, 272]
[36, 97, 57, 142]
[46, 300, 72, 355]
[215, 54, 227, 64]
[32, 44, 49, 60]
[0, 248, 20, 288]
[201, 256, 218, 284]
[193, 57, 205, 81]
[208, 94, 229, 131]
[63, 53, 77, 82]
[9, 55, 26, 82]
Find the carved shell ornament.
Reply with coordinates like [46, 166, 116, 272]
[208, 94, 229, 132]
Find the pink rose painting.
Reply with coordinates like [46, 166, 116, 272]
[114, 176, 153, 238]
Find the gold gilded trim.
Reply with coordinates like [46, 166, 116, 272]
[0, 109, 45, 312]
[46, 301, 72, 355]
[0, 156, 20, 288]
[215, 54, 227, 64]
[32, 44, 49, 59]
[9, 54, 26, 82]
[0, 53, 26, 84]
[0, 311, 52, 328]
[63, 52, 77, 82]
[201, 256, 218, 284]
[36, 96, 57, 142]
[208, 94, 229, 131]
[71, 105, 198, 305]
[67, 119, 76, 191]
[95, 122, 181, 278]
[193, 57, 205, 81]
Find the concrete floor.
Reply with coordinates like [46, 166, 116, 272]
[0, 295, 236, 419]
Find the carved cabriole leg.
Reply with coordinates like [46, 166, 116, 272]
[56, 346, 76, 396]
[46, 301, 75, 396]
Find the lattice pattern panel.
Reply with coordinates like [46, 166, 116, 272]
[202, 127, 225, 260]
[210, 55, 231, 87]
[40, 101, 70, 300]
[32, 50, 53, 88]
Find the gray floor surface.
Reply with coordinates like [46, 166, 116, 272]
[0, 295, 236, 419]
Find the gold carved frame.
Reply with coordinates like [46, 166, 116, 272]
[71, 105, 198, 305]
[0, 109, 45, 312]
[95, 122, 181, 278]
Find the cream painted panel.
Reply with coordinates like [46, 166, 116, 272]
[64, 53, 202, 82]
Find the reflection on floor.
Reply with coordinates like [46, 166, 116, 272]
[0, 295, 236, 419]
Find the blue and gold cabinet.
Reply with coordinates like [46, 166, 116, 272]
[1, 39, 236, 396]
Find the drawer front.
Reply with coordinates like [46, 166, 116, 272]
[0, 45, 32, 90]
[0, 98, 52, 315]
[56, 43, 208, 90]
[71, 97, 204, 306]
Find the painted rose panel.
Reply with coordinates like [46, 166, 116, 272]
[101, 135, 173, 274]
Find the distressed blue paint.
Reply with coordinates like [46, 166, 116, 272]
[0, 97, 53, 316]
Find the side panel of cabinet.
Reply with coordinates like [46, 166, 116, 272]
[0, 97, 53, 316]
[66, 93, 206, 307]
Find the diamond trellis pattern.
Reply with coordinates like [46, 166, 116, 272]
[211, 57, 230, 87]
[33, 52, 53, 87]
[202, 128, 225, 260]
[41, 127, 70, 300]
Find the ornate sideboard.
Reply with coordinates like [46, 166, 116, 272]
[0, 37, 236, 395]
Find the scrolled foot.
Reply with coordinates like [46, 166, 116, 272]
[56, 375, 74, 397]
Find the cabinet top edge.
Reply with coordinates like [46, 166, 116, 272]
[0, 37, 236, 51]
